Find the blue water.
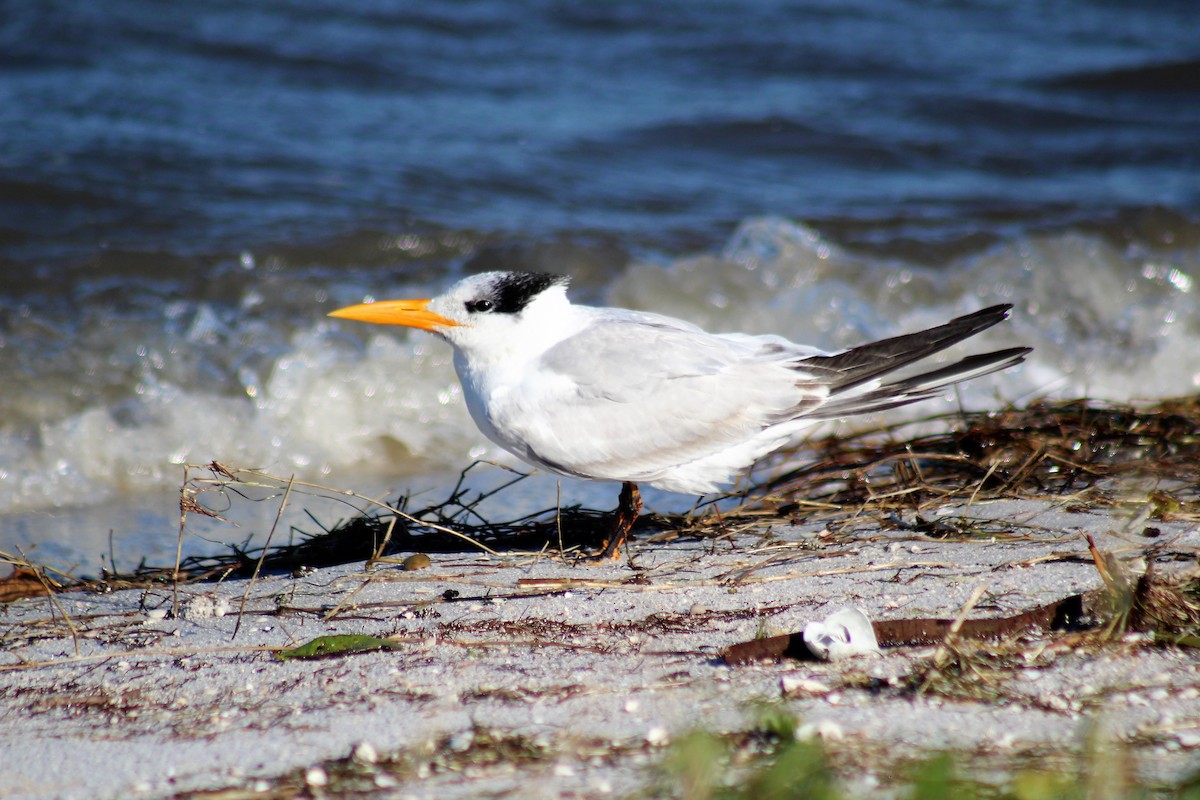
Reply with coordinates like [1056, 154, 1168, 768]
[1, 0, 1198, 570]
[3, 0, 1197, 268]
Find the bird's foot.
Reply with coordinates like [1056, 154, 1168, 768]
[587, 482, 642, 562]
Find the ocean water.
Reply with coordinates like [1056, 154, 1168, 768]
[1, 1, 1197, 571]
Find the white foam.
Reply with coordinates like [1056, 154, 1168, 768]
[613, 218, 1198, 404]
[0, 324, 484, 515]
[1, 217, 1195, 518]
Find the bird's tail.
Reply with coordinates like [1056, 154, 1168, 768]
[795, 304, 1031, 419]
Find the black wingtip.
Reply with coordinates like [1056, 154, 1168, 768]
[957, 303, 1014, 327]
[797, 302, 1023, 396]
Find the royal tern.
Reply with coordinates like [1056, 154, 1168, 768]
[330, 271, 1030, 559]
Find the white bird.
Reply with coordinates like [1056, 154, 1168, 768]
[329, 271, 1030, 559]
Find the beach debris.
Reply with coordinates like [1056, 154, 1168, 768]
[801, 607, 880, 661]
[304, 766, 328, 787]
[402, 553, 432, 571]
[646, 726, 670, 747]
[275, 633, 403, 661]
[722, 595, 1087, 664]
[351, 741, 379, 765]
[0, 565, 56, 603]
[723, 535, 1200, 665]
[756, 396, 1200, 510]
[1084, 534, 1200, 645]
[3, 396, 1186, 599]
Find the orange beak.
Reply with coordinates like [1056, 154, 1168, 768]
[327, 298, 459, 332]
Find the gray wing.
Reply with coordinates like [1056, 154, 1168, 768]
[505, 316, 823, 482]
[490, 304, 1029, 484]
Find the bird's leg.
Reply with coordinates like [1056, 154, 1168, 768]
[597, 481, 642, 561]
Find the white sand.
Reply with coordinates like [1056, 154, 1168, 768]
[2, 498, 1199, 798]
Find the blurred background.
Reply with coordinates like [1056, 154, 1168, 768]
[1, 0, 1197, 569]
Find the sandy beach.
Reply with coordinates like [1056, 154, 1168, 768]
[3, 488, 1199, 799]
[4, 5, 1196, 796]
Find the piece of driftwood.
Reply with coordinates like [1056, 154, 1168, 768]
[720, 594, 1087, 664]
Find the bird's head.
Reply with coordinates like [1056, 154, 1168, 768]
[329, 271, 574, 358]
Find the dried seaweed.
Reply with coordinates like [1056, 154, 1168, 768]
[749, 395, 1200, 515]
[6, 395, 1198, 599]
[69, 461, 630, 592]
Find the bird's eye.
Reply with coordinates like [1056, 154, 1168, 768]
[465, 299, 494, 313]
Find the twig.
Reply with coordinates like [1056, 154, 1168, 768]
[0, 644, 282, 673]
[322, 576, 375, 622]
[926, 583, 990, 679]
[556, 481, 565, 555]
[233, 474, 295, 641]
[24, 554, 81, 658]
[173, 463, 188, 619]
[366, 515, 398, 570]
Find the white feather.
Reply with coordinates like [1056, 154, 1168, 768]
[356, 271, 1029, 496]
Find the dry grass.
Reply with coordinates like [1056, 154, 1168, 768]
[2, 395, 1197, 602]
[746, 395, 1199, 522]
